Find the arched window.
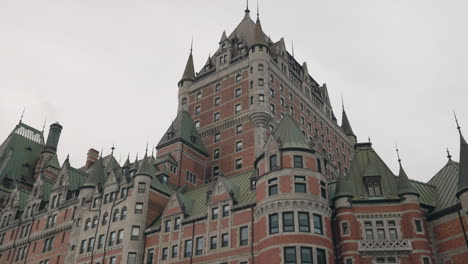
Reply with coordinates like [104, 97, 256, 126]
[102, 213, 109, 226]
[85, 218, 91, 231]
[92, 216, 98, 228]
[113, 209, 119, 222]
[121, 207, 127, 220]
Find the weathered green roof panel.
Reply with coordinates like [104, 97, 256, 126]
[397, 164, 418, 197]
[82, 157, 106, 188]
[274, 114, 310, 150]
[428, 160, 459, 213]
[410, 180, 436, 208]
[157, 111, 207, 155]
[0, 122, 45, 189]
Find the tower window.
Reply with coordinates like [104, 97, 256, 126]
[269, 213, 279, 234]
[213, 148, 220, 159]
[236, 73, 242, 83]
[294, 176, 306, 193]
[214, 112, 220, 122]
[258, 64, 264, 71]
[269, 155, 278, 171]
[283, 212, 294, 232]
[196, 92, 202, 100]
[298, 212, 310, 232]
[284, 247, 296, 264]
[293, 155, 303, 168]
[258, 78, 264, 87]
[313, 214, 323, 234]
[215, 83, 221, 92]
[259, 94, 265, 102]
[195, 105, 201, 115]
[268, 178, 278, 196]
[235, 103, 242, 114]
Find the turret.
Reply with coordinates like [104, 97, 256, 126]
[43, 122, 62, 154]
[341, 106, 357, 143]
[178, 45, 195, 111]
[455, 117, 468, 210]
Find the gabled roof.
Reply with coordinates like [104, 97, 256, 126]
[0, 122, 45, 189]
[157, 110, 207, 155]
[274, 114, 310, 150]
[347, 143, 399, 201]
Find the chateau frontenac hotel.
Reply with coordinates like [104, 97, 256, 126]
[0, 5, 467, 264]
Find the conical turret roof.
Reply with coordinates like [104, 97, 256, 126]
[334, 170, 354, 200]
[253, 17, 267, 47]
[341, 108, 356, 138]
[180, 52, 195, 84]
[123, 155, 131, 168]
[456, 128, 468, 197]
[219, 31, 228, 43]
[82, 157, 105, 188]
[136, 153, 155, 177]
[397, 163, 418, 196]
[275, 114, 310, 150]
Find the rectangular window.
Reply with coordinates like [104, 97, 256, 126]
[313, 214, 323, 235]
[213, 165, 220, 177]
[389, 228, 398, 240]
[174, 217, 181, 230]
[259, 94, 265, 102]
[284, 247, 297, 264]
[222, 233, 229, 247]
[377, 228, 386, 240]
[293, 155, 303, 168]
[235, 103, 242, 114]
[415, 219, 423, 233]
[294, 176, 306, 193]
[341, 222, 349, 235]
[320, 181, 327, 199]
[215, 83, 221, 92]
[214, 112, 220, 122]
[214, 97, 221, 106]
[423, 257, 430, 264]
[131, 226, 140, 240]
[300, 247, 313, 264]
[236, 141, 243, 152]
[317, 248, 327, 264]
[212, 207, 219, 220]
[223, 204, 230, 217]
[109, 231, 116, 246]
[269, 155, 278, 171]
[269, 214, 279, 234]
[236, 124, 243, 134]
[235, 88, 242, 98]
[210, 236, 217, 249]
[184, 240, 192, 258]
[240, 226, 248, 246]
[117, 229, 123, 244]
[298, 212, 310, 232]
[196, 237, 204, 255]
[283, 212, 294, 232]
[214, 133, 220, 142]
[268, 178, 278, 196]
[172, 245, 178, 258]
[138, 182, 146, 193]
[98, 234, 104, 249]
[162, 247, 168, 260]
[213, 148, 220, 159]
[235, 158, 243, 170]
[127, 253, 137, 264]
[147, 249, 154, 264]
[366, 229, 374, 240]
[135, 203, 143, 214]
[80, 240, 87, 254]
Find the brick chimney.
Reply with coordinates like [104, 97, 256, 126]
[85, 148, 99, 169]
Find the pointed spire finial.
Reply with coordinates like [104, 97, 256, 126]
[66, 153, 70, 160]
[395, 143, 402, 164]
[151, 146, 154, 157]
[190, 36, 193, 54]
[100, 147, 103, 158]
[341, 95, 344, 110]
[41, 116, 47, 133]
[145, 142, 149, 155]
[19, 107, 25, 123]
[447, 147, 452, 161]
[245, 0, 250, 13]
[454, 111, 461, 135]
[111, 144, 115, 155]
[256, 0, 259, 20]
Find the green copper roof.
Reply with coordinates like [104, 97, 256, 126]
[410, 180, 436, 208]
[18, 189, 31, 211]
[347, 143, 399, 201]
[68, 167, 88, 191]
[157, 110, 207, 155]
[397, 164, 418, 196]
[428, 160, 460, 213]
[82, 157, 106, 188]
[275, 114, 310, 150]
[180, 52, 195, 83]
[457, 130, 468, 196]
[42, 179, 54, 202]
[341, 108, 355, 138]
[137, 153, 155, 177]
[333, 170, 354, 200]
[44, 154, 60, 169]
[0, 122, 45, 189]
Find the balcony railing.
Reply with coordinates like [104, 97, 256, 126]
[358, 239, 412, 254]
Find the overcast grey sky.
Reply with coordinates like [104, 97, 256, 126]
[0, 0, 467, 182]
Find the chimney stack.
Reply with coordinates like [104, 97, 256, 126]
[44, 122, 63, 154]
[85, 148, 99, 169]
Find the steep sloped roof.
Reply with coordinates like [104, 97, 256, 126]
[0, 122, 45, 189]
[410, 180, 436, 208]
[68, 167, 88, 191]
[157, 110, 207, 155]
[397, 164, 418, 196]
[180, 52, 195, 83]
[341, 108, 355, 138]
[428, 160, 459, 213]
[82, 157, 106, 188]
[274, 114, 310, 150]
[457, 130, 468, 196]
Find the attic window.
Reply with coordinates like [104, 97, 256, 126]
[364, 176, 382, 197]
[167, 132, 174, 140]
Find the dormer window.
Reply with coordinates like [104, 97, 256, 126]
[364, 176, 382, 197]
[167, 132, 174, 140]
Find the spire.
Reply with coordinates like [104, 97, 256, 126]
[179, 41, 195, 85]
[123, 153, 131, 168]
[341, 106, 356, 139]
[204, 54, 213, 67]
[131, 154, 140, 171]
[253, 13, 266, 47]
[244, 0, 250, 17]
[455, 114, 468, 197]
[136, 152, 155, 178]
[395, 146, 418, 197]
[82, 157, 106, 189]
[41, 116, 47, 133]
[447, 148, 452, 161]
[219, 31, 228, 43]
[111, 144, 115, 155]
